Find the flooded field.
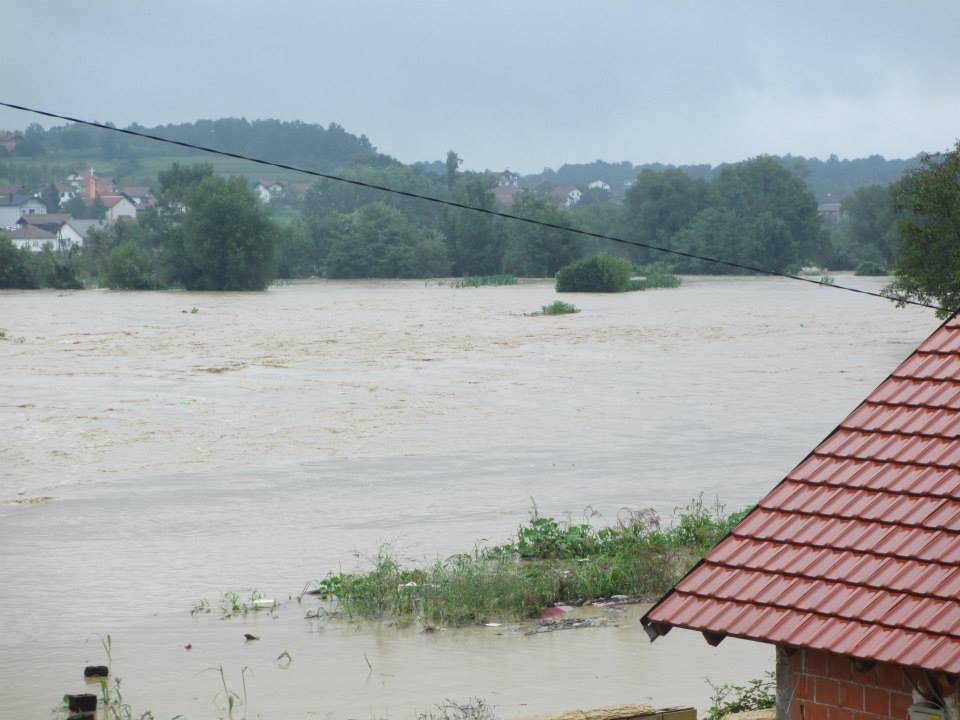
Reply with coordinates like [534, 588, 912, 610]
[0, 276, 940, 718]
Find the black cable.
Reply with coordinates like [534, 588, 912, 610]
[0, 100, 942, 311]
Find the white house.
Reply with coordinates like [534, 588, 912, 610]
[6, 224, 58, 252]
[0, 194, 47, 230]
[100, 195, 137, 222]
[587, 179, 611, 192]
[489, 170, 520, 188]
[254, 181, 285, 203]
[64, 219, 106, 247]
[551, 186, 582, 208]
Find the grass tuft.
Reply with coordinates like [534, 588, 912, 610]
[308, 497, 749, 626]
[538, 301, 580, 315]
[453, 275, 518, 288]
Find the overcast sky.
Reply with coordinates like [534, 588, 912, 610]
[2, 1, 958, 173]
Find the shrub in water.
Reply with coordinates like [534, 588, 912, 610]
[555, 253, 633, 292]
[540, 301, 580, 315]
[854, 261, 888, 276]
[626, 263, 682, 291]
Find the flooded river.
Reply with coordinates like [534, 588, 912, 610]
[0, 277, 939, 718]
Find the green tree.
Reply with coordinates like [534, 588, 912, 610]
[620, 169, 712, 264]
[0, 235, 36, 288]
[164, 175, 275, 290]
[42, 183, 60, 213]
[838, 184, 898, 266]
[502, 191, 584, 276]
[445, 150, 462, 190]
[158, 162, 214, 199]
[325, 202, 450, 278]
[103, 240, 155, 289]
[715, 156, 822, 268]
[888, 142, 960, 316]
[442, 180, 505, 275]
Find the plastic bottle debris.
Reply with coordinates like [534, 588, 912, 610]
[253, 598, 276, 610]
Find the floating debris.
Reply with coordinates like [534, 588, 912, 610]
[243, 633, 259, 642]
[524, 617, 614, 636]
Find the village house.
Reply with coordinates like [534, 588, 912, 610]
[16, 213, 88, 250]
[119, 186, 154, 206]
[99, 194, 137, 222]
[0, 130, 18, 154]
[6, 224, 58, 252]
[818, 201, 844, 222]
[551, 185, 582, 208]
[642, 315, 960, 720]
[488, 170, 520, 188]
[588, 179, 612, 192]
[0, 194, 47, 230]
[254, 180, 286, 203]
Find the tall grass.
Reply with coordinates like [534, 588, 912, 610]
[309, 497, 749, 626]
[453, 275, 518, 288]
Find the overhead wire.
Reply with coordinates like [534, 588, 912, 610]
[0, 100, 942, 312]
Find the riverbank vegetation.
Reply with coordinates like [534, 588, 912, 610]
[3, 117, 955, 308]
[307, 498, 749, 626]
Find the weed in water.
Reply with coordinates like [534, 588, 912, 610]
[453, 275, 517, 288]
[417, 698, 497, 720]
[704, 673, 776, 720]
[538, 301, 580, 316]
[308, 497, 750, 626]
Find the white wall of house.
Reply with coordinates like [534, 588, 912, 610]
[20, 198, 47, 216]
[59, 223, 85, 249]
[106, 198, 137, 222]
[255, 185, 272, 203]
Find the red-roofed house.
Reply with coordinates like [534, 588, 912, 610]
[642, 315, 960, 720]
[99, 194, 137, 222]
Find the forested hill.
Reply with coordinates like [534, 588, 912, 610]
[12, 118, 381, 170]
[522, 154, 923, 201]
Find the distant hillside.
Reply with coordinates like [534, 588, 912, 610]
[520, 154, 923, 201]
[0, 118, 384, 189]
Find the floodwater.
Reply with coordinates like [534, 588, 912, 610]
[0, 276, 940, 719]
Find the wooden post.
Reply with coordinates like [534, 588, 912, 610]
[776, 646, 793, 720]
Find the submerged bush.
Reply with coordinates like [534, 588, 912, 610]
[309, 497, 750, 626]
[555, 253, 633, 292]
[454, 274, 517, 287]
[540, 300, 580, 315]
[627, 263, 682, 290]
[854, 260, 888, 276]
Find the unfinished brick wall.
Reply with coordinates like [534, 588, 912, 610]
[786, 648, 953, 720]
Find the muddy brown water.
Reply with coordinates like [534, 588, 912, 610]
[0, 277, 939, 718]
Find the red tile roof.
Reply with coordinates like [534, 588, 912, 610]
[643, 314, 960, 673]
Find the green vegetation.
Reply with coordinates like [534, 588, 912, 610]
[705, 674, 776, 720]
[886, 141, 960, 317]
[539, 300, 580, 315]
[626, 263, 682, 290]
[454, 274, 517, 287]
[854, 261, 888, 276]
[555, 253, 632, 292]
[307, 498, 749, 626]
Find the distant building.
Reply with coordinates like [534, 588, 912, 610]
[119, 186, 154, 206]
[55, 182, 78, 204]
[254, 180, 286, 203]
[17, 213, 85, 250]
[587, 179, 611, 192]
[488, 170, 520, 188]
[65, 218, 107, 246]
[67, 168, 114, 200]
[817, 201, 843, 222]
[290, 183, 311, 201]
[99, 194, 137, 222]
[0, 194, 47, 230]
[550, 186, 581, 208]
[0, 131, 19, 154]
[6, 224, 58, 252]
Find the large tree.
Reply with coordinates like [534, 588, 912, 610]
[325, 202, 449, 279]
[888, 142, 960, 317]
[165, 175, 275, 290]
[502, 191, 584, 276]
[442, 180, 504, 276]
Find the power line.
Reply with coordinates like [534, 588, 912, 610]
[0, 100, 941, 312]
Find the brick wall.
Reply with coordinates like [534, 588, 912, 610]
[787, 648, 951, 720]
